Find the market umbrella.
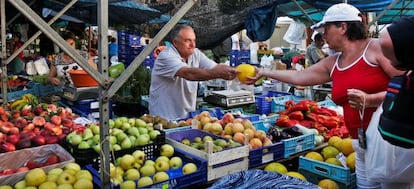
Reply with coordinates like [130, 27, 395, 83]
[43, 0, 163, 26]
[148, 14, 191, 25]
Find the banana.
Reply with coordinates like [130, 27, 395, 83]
[11, 99, 28, 110]
[15, 101, 28, 111]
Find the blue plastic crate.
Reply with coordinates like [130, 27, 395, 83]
[299, 169, 356, 189]
[62, 99, 113, 119]
[271, 95, 303, 113]
[188, 107, 218, 118]
[86, 147, 207, 189]
[6, 88, 36, 102]
[282, 133, 315, 158]
[248, 141, 284, 168]
[253, 114, 279, 131]
[214, 107, 259, 122]
[299, 156, 356, 187]
[35, 83, 63, 96]
[163, 126, 192, 134]
[256, 91, 291, 115]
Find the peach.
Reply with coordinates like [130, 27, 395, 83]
[199, 111, 210, 118]
[232, 122, 245, 133]
[224, 123, 234, 135]
[200, 116, 211, 126]
[263, 138, 273, 146]
[222, 113, 235, 124]
[233, 132, 245, 144]
[249, 138, 263, 149]
[242, 119, 254, 130]
[203, 122, 212, 132]
[210, 122, 223, 135]
[243, 128, 255, 139]
[254, 130, 267, 141]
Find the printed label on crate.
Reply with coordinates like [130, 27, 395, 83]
[90, 101, 99, 109]
[262, 153, 274, 163]
[296, 144, 303, 152]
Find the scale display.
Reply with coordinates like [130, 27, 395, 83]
[204, 90, 255, 108]
[61, 86, 99, 101]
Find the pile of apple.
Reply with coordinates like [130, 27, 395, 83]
[0, 103, 82, 153]
[65, 117, 162, 153]
[180, 135, 242, 152]
[106, 144, 198, 188]
[191, 111, 273, 149]
[0, 162, 94, 189]
[0, 154, 60, 176]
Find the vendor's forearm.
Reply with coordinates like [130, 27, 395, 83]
[366, 91, 387, 108]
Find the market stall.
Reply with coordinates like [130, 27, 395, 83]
[1, 0, 412, 188]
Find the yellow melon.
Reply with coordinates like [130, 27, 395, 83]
[305, 151, 324, 161]
[337, 138, 354, 156]
[286, 171, 307, 181]
[264, 162, 288, 174]
[321, 146, 340, 160]
[318, 179, 340, 189]
[346, 152, 355, 172]
[235, 64, 256, 83]
[328, 136, 342, 149]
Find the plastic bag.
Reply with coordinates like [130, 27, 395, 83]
[365, 105, 414, 183]
[25, 60, 37, 75]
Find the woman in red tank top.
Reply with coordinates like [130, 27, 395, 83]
[245, 3, 404, 188]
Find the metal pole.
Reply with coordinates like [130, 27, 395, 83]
[97, 0, 111, 188]
[369, 0, 400, 26]
[292, 0, 315, 24]
[1, 0, 7, 107]
[103, 0, 199, 99]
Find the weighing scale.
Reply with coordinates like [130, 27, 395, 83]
[203, 89, 255, 108]
[61, 85, 99, 101]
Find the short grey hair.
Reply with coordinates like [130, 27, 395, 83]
[169, 24, 193, 42]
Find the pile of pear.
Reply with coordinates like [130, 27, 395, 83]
[181, 135, 242, 153]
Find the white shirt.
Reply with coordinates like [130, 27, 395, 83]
[149, 45, 216, 120]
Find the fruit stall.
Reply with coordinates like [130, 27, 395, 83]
[0, 1, 359, 189]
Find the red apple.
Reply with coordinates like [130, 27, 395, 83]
[0, 106, 5, 115]
[32, 116, 46, 127]
[50, 115, 62, 126]
[14, 117, 28, 129]
[1, 142, 16, 152]
[15, 166, 29, 173]
[0, 132, 6, 142]
[16, 138, 32, 149]
[23, 123, 35, 131]
[31, 135, 46, 146]
[26, 160, 41, 169]
[47, 104, 57, 113]
[62, 118, 74, 128]
[45, 136, 59, 144]
[19, 131, 36, 140]
[9, 127, 19, 135]
[45, 155, 60, 165]
[33, 106, 43, 116]
[12, 111, 20, 119]
[57, 133, 67, 142]
[7, 134, 20, 145]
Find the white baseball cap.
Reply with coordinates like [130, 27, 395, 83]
[311, 3, 362, 30]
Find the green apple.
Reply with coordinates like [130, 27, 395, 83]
[65, 162, 81, 172]
[75, 170, 93, 181]
[92, 144, 101, 153]
[77, 141, 90, 149]
[111, 128, 123, 136]
[116, 132, 128, 143]
[127, 127, 140, 137]
[149, 130, 161, 140]
[120, 180, 136, 189]
[146, 124, 154, 132]
[115, 157, 122, 166]
[120, 154, 136, 170]
[57, 172, 76, 185]
[128, 118, 136, 127]
[160, 144, 174, 157]
[14, 180, 26, 189]
[121, 122, 132, 130]
[109, 119, 115, 128]
[38, 181, 57, 189]
[138, 127, 148, 135]
[82, 128, 94, 140]
[70, 134, 83, 145]
[119, 117, 128, 123]
[203, 136, 213, 142]
[48, 168, 64, 175]
[139, 165, 156, 177]
[113, 144, 122, 151]
[153, 171, 169, 183]
[57, 183, 73, 189]
[144, 160, 155, 166]
[109, 135, 117, 145]
[155, 156, 170, 164]
[120, 137, 132, 149]
[135, 118, 147, 128]
[111, 173, 124, 186]
[193, 137, 202, 143]
[25, 168, 46, 186]
[73, 178, 93, 189]
[92, 135, 100, 144]
[155, 159, 170, 172]
[124, 169, 140, 180]
[89, 124, 100, 135]
[114, 118, 124, 128]
[135, 134, 150, 146]
[181, 138, 191, 145]
[47, 173, 59, 182]
[128, 136, 136, 147]
[0, 185, 12, 189]
[137, 176, 153, 187]
[132, 150, 146, 165]
[182, 163, 198, 175]
[169, 156, 183, 169]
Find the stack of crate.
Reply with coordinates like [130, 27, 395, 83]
[117, 31, 154, 68]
